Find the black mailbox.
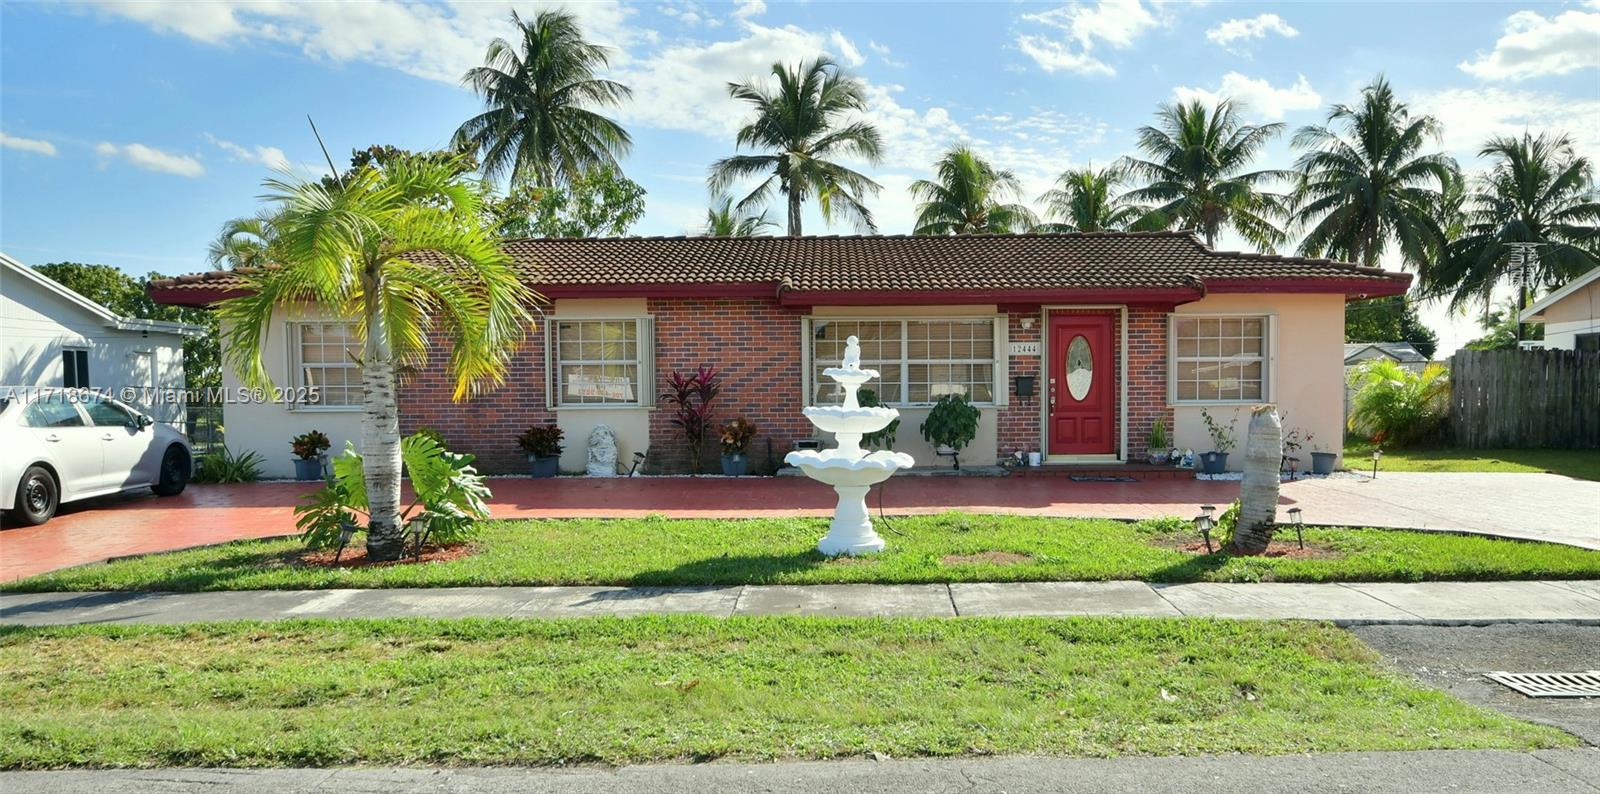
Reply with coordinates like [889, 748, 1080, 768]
[1014, 375, 1036, 398]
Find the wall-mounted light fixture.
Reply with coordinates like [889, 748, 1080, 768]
[1020, 317, 1035, 330]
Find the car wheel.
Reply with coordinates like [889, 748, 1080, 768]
[13, 465, 58, 526]
[152, 446, 190, 497]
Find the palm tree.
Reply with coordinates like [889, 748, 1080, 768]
[454, 10, 632, 188]
[701, 194, 777, 237]
[1229, 405, 1283, 556]
[1429, 132, 1600, 337]
[1290, 77, 1459, 269]
[910, 147, 1037, 235]
[205, 213, 277, 270]
[1121, 99, 1291, 250]
[1036, 164, 1140, 232]
[218, 155, 534, 561]
[709, 57, 883, 235]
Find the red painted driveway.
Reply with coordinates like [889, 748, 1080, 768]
[1, 476, 1244, 581]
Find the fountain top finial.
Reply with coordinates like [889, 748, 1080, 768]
[842, 335, 861, 370]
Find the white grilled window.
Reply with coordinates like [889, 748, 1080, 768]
[1171, 316, 1268, 403]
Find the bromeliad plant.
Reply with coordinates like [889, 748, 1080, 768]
[661, 366, 721, 474]
[296, 431, 492, 562]
[516, 425, 564, 458]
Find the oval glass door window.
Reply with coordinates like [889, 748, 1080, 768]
[1065, 335, 1093, 400]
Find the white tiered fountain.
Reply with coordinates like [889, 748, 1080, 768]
[785, 336, 915, 556]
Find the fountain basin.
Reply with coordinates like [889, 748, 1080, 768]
[801, 405, 900, 436]
[784, 449, 914, 487]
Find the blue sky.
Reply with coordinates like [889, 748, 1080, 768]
[3, 1, 1598, 353]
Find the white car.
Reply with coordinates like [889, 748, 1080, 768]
[1, 389, 192, 526]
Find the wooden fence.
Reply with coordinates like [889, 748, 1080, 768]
[1448, 349, 1600, 449]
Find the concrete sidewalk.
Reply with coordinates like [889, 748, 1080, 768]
[5, 580, 1598, 626]
[4, 749, 1597, 793]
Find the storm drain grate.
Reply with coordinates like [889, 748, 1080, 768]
[1484, 672, 1600, 698]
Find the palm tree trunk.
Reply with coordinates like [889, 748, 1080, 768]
[1228, 405, 1282, 555]
[360, 273, 406, 561]
[787, 189, 802, 236]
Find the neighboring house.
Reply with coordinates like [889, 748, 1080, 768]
[1342, 342, 1430, 422]
[1519, 266, 1600, 351]
[149, 232, 1409, 478]
[2, 252, 203, 425]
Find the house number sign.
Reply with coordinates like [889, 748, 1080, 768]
[1009, 342, 1041, 356]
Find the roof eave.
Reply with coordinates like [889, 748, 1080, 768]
[1205, 275, 1411, 299]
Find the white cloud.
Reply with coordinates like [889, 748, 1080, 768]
[733, 0, 766, 20]
[95, 142, 205, 177]
[1412, 86, 1600, 161]
[203, 133, 290, 170]
[1458, 7, 1600, 81]
[830, 31, 865, 67]
[1205, 13, 1297, 51]
[1173, 72, 1321, 120]
[89, 1, 640, 85]
[0, 132, 57, 156]
[867, 40, 905, 68]
[1016, 0, 1165, 76]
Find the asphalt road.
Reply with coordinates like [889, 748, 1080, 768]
[1354, 623, 1600, 746]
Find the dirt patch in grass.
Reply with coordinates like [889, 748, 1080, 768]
[294, 543, 475, 568]
[942, 551, 1034, 566]
[1152, 536, 1341, 560]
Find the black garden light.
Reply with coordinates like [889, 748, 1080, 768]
[1194, 504, 1217, 553]
[1287, 507, 1304, 550]
[1371, 448, 1382, 479]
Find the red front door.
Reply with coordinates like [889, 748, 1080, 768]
[1048, 314, 1115, 455]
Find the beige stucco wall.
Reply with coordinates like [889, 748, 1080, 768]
[219, 303, 365, 479]
[549, 298, 651, 472]
[1536, 278, 1600, 349]
[1170, 293, 1347, 471]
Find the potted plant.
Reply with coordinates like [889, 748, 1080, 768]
[289, 430, 331, 481]
[517, 425, 564, 478]
[1145, 417, 1169, 465]
[661, 365, 721, 475]
[1198, 409, 1238, 475]
[920, 393, 980, 470]
[859, 388, 900, 450]
[719, 417, 757, 476]
[1310, 438, 1338, 475]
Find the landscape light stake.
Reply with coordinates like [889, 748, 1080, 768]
[1371, 449, 1382, 480]
[1287, 507, 1304, 550]
[1195, 504, 1217, 553]
[334, 522, 357, 565]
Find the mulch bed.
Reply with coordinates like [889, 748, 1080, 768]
[942, 551, 1034, 566]
[294, 543, 476, 568]
[1167, 538, 1340, 559]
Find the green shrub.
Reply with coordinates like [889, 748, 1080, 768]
[858, 388, 900, 450]
[1348, 359, 1449, 447]
[192, 446, 264, 483]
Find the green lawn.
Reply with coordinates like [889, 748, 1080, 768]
[0, 616, 1573, 768]
[1345, 440, 1600, 481]
[10, 514, 1598, 592]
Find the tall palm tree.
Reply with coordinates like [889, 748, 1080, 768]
[1430, 133, 1600, 329]
[709, 57, 883, 235]
[1290, 77, 1459, 270]
[454, 10, 632, 188]
[1121, 99, 1291, 250]
[205, 213, 277, 270]
[701, 194, 777, 237]
[219, 155, 534, 561]
[910, 147, 1037, 235]
[1036, 164, 1140, 232]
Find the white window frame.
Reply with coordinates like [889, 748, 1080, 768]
[801, 316, 1006, 408]
[1167, 312, 1275, 405]
[287, 321, 362, 412]
[545, 316, 655, 409]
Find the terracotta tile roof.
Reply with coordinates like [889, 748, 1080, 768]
[148, 231, 1410, 302]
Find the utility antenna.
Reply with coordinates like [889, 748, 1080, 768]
[307, 115, 342, 188]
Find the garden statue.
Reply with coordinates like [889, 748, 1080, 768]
[785, 336, 915, 555]
[586, 424, 619, 477]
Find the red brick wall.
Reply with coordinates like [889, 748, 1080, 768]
[645, 297, 812, 474]
[996, 308, 1042, 458]
[1125, 304, 1174, 456]
[398, 325, 554, 474]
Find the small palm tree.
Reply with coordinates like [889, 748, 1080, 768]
[910, 147, 1037, 235]
[1347, 359, 1450, 446]
[454, 10, 632, 188]
[205, 213, 277, 270]
[219, 156, 534, 561]
[709, 57, 883, 235]
[1037, 164, 1140, 232]
[1430, 133, 1600, 323]
[701, 194, 777, 237]
[1122, 99, 1291, 250]
[1290, 77, 1459, 270]
[1229, 405, 1283, 556]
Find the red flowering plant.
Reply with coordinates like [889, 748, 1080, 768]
[661, 365, 721, 474]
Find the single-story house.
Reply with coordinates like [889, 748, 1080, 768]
[149, 232, 1410, 478]
[1519, 266, 1600, 351]
[3, 252, 203, 425]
